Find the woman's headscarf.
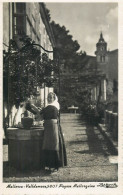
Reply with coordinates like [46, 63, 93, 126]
[47, 92, 60, 110]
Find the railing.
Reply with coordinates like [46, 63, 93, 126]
[84, 106, 118, 141]
[105, 110, 118, 141]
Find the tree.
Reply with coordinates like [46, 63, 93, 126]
[50, 21, 88, 107]
[51, 21, 80, 67]
[3, 35, 58, 129]
[4, 37, 41, 108]
[45, 4, 105, 112]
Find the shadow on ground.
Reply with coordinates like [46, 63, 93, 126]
[3, 161, 51, 180]
[69, 123, 117, 156]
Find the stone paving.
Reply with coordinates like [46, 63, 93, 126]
[3, 113, 118, 182]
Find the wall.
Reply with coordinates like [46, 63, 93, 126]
[107, 49, 118, 81]
[26, 3, 41, 44]
[3, 2, 55, 127]
[3, 3, 13, 51]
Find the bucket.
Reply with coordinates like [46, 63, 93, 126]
[21, 113, 33, 129]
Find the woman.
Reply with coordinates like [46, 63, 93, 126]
[30, 92, 67, 172]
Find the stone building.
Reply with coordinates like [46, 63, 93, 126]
[91, 32, 118, 111]
[3, 2, 56, 126]
[79, 32, 118, 111]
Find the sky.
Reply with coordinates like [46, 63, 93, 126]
[46, 2, 118, 56]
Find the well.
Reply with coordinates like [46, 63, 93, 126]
[7, 127, 44, 170]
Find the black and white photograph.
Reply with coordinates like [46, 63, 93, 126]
[1, 0, 123, 194]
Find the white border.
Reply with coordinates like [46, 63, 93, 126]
[1, 0, 123, 194]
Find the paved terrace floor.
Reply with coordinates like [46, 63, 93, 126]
[3, 113, 118, 182]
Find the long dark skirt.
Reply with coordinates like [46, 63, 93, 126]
[41, 120, 67, 169]
[58, 123, 67, 167]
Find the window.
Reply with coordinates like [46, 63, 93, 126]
[15, 3, 25, 13]
[100, 56, 103, 62]
[14, 15, 25, 35]
[100, 55, 105, 62]
[13, 3, 26, 35]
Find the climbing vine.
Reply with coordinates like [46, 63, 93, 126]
[3, 36, 58, 109]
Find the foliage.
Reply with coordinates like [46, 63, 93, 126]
[45, 4, 106, 111]
[60, 77, 92, 112]
[51, 21, 82, 67]
[44, 4, 51, 22]
[50, 20, 89, 107]
[45, 5, 87, 70]
[3, 36, 58, 109]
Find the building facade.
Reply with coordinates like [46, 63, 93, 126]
[3, 2, 56, 126]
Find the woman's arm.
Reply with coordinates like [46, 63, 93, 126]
[30, 104, 41, 115]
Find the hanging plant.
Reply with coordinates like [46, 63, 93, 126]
[3, 36, 42, 108]
[3, 36, 59, 109]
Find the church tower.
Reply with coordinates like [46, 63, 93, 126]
[95, 32, 108, 64]
[94, 32, 109, 102]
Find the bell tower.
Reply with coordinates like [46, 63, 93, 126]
[95, 32, 108, 64]
[94, 32, 109, 102]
